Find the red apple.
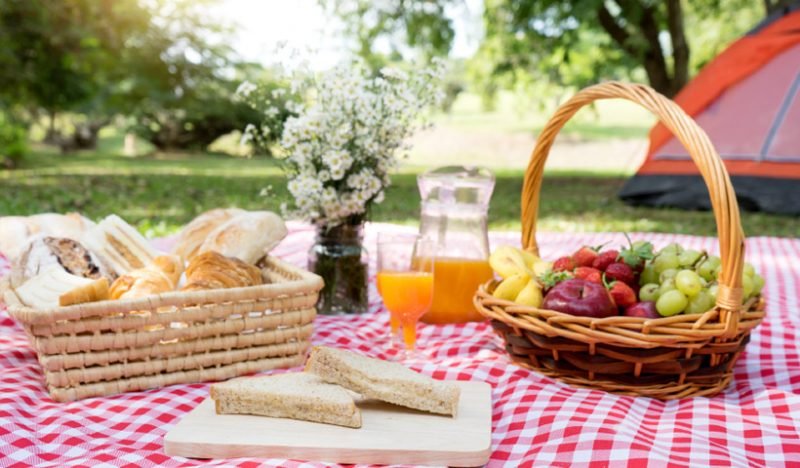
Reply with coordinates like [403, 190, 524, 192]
[624, 301, 660, 319]
[542, 279, 617, 318]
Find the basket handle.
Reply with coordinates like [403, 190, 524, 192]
[521, 82, 745, 326]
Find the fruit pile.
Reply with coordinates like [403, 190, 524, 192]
[489, 238, 764, 319]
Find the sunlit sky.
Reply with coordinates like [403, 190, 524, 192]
[210, 0, 483, 68]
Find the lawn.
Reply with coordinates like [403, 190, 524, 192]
[2, 147, 797, 238]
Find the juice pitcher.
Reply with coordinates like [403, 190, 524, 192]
[417, 166, 495, 324]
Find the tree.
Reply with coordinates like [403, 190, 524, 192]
[327, 0, 769, 98]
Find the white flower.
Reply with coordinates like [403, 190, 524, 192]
[236, 81, 257, 97]
[380, 67, 408, 81]
[248, 57, 444, 226]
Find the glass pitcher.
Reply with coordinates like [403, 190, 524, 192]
[417, 166, 495, 324]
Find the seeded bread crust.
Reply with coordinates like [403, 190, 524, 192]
[210, 372, 361, 428]
[305, 346, 460, 417]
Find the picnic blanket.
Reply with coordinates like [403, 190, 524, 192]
[1, 222, 799, 467]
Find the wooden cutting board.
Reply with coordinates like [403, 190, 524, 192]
[164, 380, 492, 466]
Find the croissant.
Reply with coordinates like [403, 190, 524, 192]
[109, 255, 184, 300]
[182, 251, 262, 291]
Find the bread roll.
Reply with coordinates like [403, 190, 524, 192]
[109, 255, 183, 300]
[83, 215, 158, 275]
[59, 278, 110, 307]
[198, 211, 287, 264]
[182, 251, 262, 291]
[10, 236, 111, 288]
[0, 212, 95, 260]
[173, 208, 245, 262]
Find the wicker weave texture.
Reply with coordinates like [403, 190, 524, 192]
[473, 82, 765, 400]
[5, 257, 323, 402]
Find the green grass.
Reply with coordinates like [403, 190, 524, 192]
[2, 147, 797, 238]
[439, 91, 655, 140]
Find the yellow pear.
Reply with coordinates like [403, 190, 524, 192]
[492, 273, 530, 301]
[532, 260, 553, 277]
[489, 246, 532, 278]
[514, 279, 543, 308]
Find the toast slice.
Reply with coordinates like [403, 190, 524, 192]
[210, 372, 361, 428]
[305, 346, 461, 417]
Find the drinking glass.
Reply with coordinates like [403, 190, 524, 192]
[376, 234, 435, 357]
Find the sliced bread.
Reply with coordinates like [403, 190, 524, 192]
[210, 372, 361, 428]
[305, 346, 461, 417]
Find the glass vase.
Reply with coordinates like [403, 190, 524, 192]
[308, 221, 369, 315]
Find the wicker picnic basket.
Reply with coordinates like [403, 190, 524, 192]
[3, 256, 323, 402]
[474, 81, 766, 400]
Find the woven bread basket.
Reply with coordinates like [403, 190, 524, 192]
[3, 256, 323, 402]
[474, 82, 766, 400]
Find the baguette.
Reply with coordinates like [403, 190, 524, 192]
[173, 208, 245, 262]
[210, 372, 361, 428]
[198, 211, 287, 264]
[305, 346, 461, 417]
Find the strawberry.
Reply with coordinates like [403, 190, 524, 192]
[572, 246, 599, 268]
[592, 250, 619, 271]
[553, 256, 576, 272]
[618, 235, 655, 272]
[574, 266, 602, 284]
[609, 282, 637, 308]
[604, 262, 635, 286]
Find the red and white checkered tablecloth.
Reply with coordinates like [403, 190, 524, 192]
[1, 222, 799, 467]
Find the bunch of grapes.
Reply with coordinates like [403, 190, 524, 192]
[638, 243, 765, 317]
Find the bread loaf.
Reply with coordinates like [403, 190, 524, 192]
[10, 236, 111, 288]
[0, 212, 95, 260]
[173, 208, 245, 262]
[198, 211, 287, 264]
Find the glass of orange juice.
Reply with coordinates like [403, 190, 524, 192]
[376, 233, 435, 357]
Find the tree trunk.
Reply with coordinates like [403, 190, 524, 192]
[597, 3, 678, 97]
[44, 110, 58, 144]
[666, 0, 690, 96]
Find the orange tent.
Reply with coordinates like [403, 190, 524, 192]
[620, 5, 800, 215]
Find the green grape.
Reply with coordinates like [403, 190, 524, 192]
[742, 274, 754, 298]
[660, 268, 679, 282]
[713, 265, 722, 281]
[753, 274, 765, 295]
[699, 276, 708, 287]
[653, 253, 680, 274]
[678, 249, 702, 267]
[685, 290, 714, 314]
[696, 256, 721, 281]
[708, 284, 719, 299]
[743, 263, 756, 278]
[675, 270, 702, 297]
[656, 290, 689, 316]
[660, 243, 683, 255]
[639, 283, 660, 302]
[640, 265, 659, 285]
[659, 278, 677, 296]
